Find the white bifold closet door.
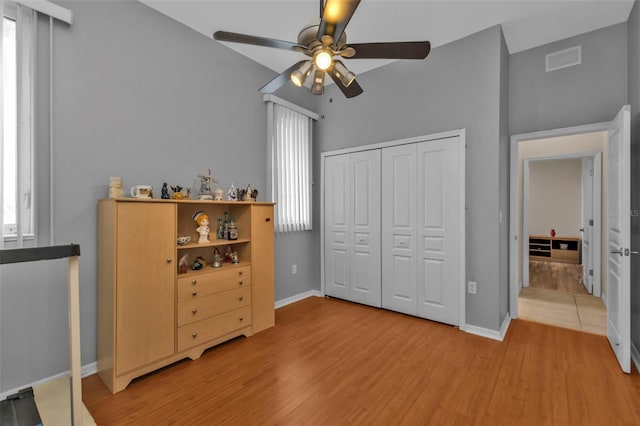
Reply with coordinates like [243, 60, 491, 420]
[324, 150, 381, 307]
[382, 138, 462, 325]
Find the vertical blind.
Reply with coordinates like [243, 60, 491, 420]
[272, 103, 313, 233]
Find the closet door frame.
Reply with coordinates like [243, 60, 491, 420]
[321, 129, 466, 329]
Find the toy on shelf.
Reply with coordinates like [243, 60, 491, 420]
[197, 169, 216, 200]
[227, 182, 237, 201]
[161, 183, 170, 199]
[212, 248, 222, 268]
[192, 256, 206, 270]
[193, 211, 210, 243]
[178, 254, 188, 274]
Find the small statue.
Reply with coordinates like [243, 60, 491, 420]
[212, 248, 222, 268]
[193, 211, 210, 243]
[161, 183, 170, 199]
[192, 256, 206, 270]
[197, 169, 216, 200]
[178, 254, 188, 274]
[171, 185, 185, 200]
[242, 184, 257, 201]
[224, 246, 233, 263]
[228, 182, 237, 201]
[231, 251, 239, 264]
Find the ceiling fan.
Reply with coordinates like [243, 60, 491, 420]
[213, 0, 431, 98]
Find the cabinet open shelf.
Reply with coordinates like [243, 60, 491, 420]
[529, 235, 581, 264]
[178, 238, 250, 250]
[178, 261, 249, 278]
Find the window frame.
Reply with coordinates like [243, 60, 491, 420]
[264, 94, 318, 233]
[2, 1, 35, 243]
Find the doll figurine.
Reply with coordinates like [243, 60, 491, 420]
[193, 211, 210, 243]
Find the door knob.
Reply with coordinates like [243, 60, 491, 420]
[610, 248, 623, 256]
[631, 250, 639, 255]
[579, 228, 584, 232]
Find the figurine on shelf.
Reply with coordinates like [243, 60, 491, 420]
[242, 184, 258, 201]
[178, 254, 188, 274]
[192, 256, 206, 270]
[171, 185, 185, 200]
[227, 182, 237, 201]
[224, 245, 233, 263]
[212, 248, 222, 268]
[231, 251, 239, 264]
[214, 188, 225, 201]
[550, 228, 556, 238]
[193, 211, 210, 243]
[197, 169, 216, 200]
[161, 183, 170, 199]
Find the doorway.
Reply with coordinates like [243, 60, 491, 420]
[510, 123, 609, 328]
[519, 153, 606, 334]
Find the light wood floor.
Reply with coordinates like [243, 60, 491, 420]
[83, 297, 640, 425]
[519, 261, 606, 335]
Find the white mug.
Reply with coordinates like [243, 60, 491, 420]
[131, 185, 152, 198]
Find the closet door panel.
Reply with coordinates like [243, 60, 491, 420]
[324, 155, 351, 300]
[382, 144, 417, 315]
[417, 139, 461, 325]
[350, 151, 382, 307]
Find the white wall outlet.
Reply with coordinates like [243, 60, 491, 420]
[292, 264, 297, 274]
[468, 281, 477, 294]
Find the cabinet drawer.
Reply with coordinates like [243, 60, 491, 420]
[177, 266, 251, 302]
[177, 287, 251, 326]
[551, 249, 579, 260]
[177, 306, 251, 352]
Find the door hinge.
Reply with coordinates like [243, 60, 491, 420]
[589, 269, 593, 276]
[589, 169, 594, 177]
[589, 219, 594, 226]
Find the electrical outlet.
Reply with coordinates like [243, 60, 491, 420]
[292, 264, 297, 274]
[468, 281, 477, 294]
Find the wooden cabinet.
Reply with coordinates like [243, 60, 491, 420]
[529, 235, 581, 264]
[98, 199, 274, 394]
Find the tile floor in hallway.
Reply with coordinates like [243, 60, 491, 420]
[518, 261, 606, 335]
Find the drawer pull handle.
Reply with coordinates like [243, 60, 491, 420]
[166, 258, 172, 263]
[239, 280, 244, 285]
[192, 291, 197, 297]
[192, 308, 197, 314]
[191, 280, 197, 285]
[239, 317, 244, 322]
[239, 271, 243, 276]
[192, 332, 197, 338]
[238, 296, 244, 301]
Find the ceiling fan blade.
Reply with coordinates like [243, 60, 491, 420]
[259, 61, 306, 94]
[329, 72, 363, 98]
[317, 0, 361, 45]
[214, 31, 304, 52]
[348, 41, 431, 59]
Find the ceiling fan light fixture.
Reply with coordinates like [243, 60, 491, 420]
[314, 50, 333, 71]
[311, 69, 325, 95]
[332, 61, 356, 87]
[290, 61, 313, 87]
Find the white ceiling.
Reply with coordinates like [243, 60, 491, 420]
[140, 0, 634, 76]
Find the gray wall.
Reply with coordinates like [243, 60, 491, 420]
[0, 0, 316, 393]
[318, 26, 505, 331]
[510, 23, 628, 136]
[499, 30, 510, 326]
[629, 0, 640, 357]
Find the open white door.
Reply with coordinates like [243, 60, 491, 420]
[582, 157, 594, 293]
[522, 160, 531, 287]
[606, 105, 631, 373]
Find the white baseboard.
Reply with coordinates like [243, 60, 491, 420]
[601, 292, 608, 308]
[0, 361, 97, 401]
[632, 341, 640, 373]
[275, 289, 323, 309]
[463, 315, 511, 342]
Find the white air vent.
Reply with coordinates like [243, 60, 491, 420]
[546, 45, 582, 72]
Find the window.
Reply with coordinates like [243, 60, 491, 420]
[265, 96, 318, 233]
[1, 2, 34, 243]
